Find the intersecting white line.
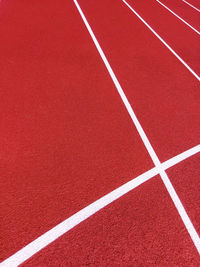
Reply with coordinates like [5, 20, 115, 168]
[182, 0, 200, 12]
[73, 0, 200, 253]
[162, 144, 200, 170]
[1, 1, 200, 266]
[0, 168, 158, 267]
[121, 0, 200, 82]
[1, 145, 200, 267]
[156, 0, 200, 35]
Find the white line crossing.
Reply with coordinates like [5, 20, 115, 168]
[1, 1, 200, 265]
[1, 144, 200, 266]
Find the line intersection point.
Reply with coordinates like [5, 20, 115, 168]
[74, 0, 200, 254]
[1, 144, 200, 266]
[1, 0, 200, 265]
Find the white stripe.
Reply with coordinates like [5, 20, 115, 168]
[182, 0, 200, 12]
[162, 144, 200, 170]
[0, 167, 159, 267]
[161, 145, 200, 253]
[74, 0, 200, 254]
[1, 0, 200, 264]
[72, 1, 161, 168]
[1, 145, 200, 266]
[159, 170, 200, 253]
[121, 0, 200, 82]
[156, 0, 200, 35]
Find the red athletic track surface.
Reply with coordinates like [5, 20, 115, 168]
[0, 0, 200, 266]
[125, 0, 200, 76]
[160, 0, 200, 30]
[184, 0, 200, 9]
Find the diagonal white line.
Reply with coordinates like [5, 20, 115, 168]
[162, 144, 200, 170]
[121, 0, 200, 82]
[156, 0, 200, 35]
[182, 0, 200, 12]
[0, 168, 159, 267]
[73, 2, 161, 167]
[160, 169, 200, 252]
[74, 0, 200, 253]
[1, 145, 200, 266]
[1, 0, 200, 265]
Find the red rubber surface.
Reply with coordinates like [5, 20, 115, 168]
[79, 0, 200, 162]
[183, 0, 200, 9]
[167, 153, 200, 236]
[22, 176, 200, 266]
[0, 0, 153, 261]
[160, 0, 200, 31]
[0, 0, 199, 265]
[126, 0, 200, 76]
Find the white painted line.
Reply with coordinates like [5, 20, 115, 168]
[73, 0, 161, 168]
[156, 0, 200, 35]
[162, 144, 200, 170]
[74, 0, 200, 254]
[160, 145, 200, 253]
[0, 167, 159, 267]
[121, 0, 200, 82]
[1, 0, 200, 264]
[159, 169, 200, 253]
[182, 0, 200, 12]
[1, 144, 200, 266]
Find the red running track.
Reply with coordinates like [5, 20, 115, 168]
[79, 0, 200, 161]
[159, 0, 200, 31]
[125, 0, 200, 79]
[182, 0, 200, 9]
[0, 0, 153, 261]
[0, 0, 200, 266]
[23, 176, 200, 266]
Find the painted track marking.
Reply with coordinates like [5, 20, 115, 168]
[182, 0, 200, 12]
[1, 144, 200, 266]
[1, 0, 200, 265]
[121, 0, 200, 81]
[73, 0, 200, 253]
[156, 0, 200, 35]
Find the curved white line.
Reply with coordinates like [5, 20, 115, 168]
[1, 145, 200, 266]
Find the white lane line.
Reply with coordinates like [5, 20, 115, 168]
[1, 145, 200, 266]
[159, 169, 200, 252]
[162, 144, 200, 170]
[73, 0, 160, 168]
[182, 0, 200, 12]
[121, 0, 200, 82]
[0, 168, 159, 267]
[1, 0, 200, 264]
[74, 0, 200, 254]
[156, 0, 200, 35]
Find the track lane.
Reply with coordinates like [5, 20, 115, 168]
[2, 145, 200, 266]
[78, 0, 200, 162]
[1, 0, 200, 264]
[167, 153, 200, 236]
[182, 0, 200, 10]
[125, 0, 200, 77]
[0, 0, 154, 261]
[76, 1, 200, 255]
[21, 176, 200, 266]
[160, 0, 200, 31]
